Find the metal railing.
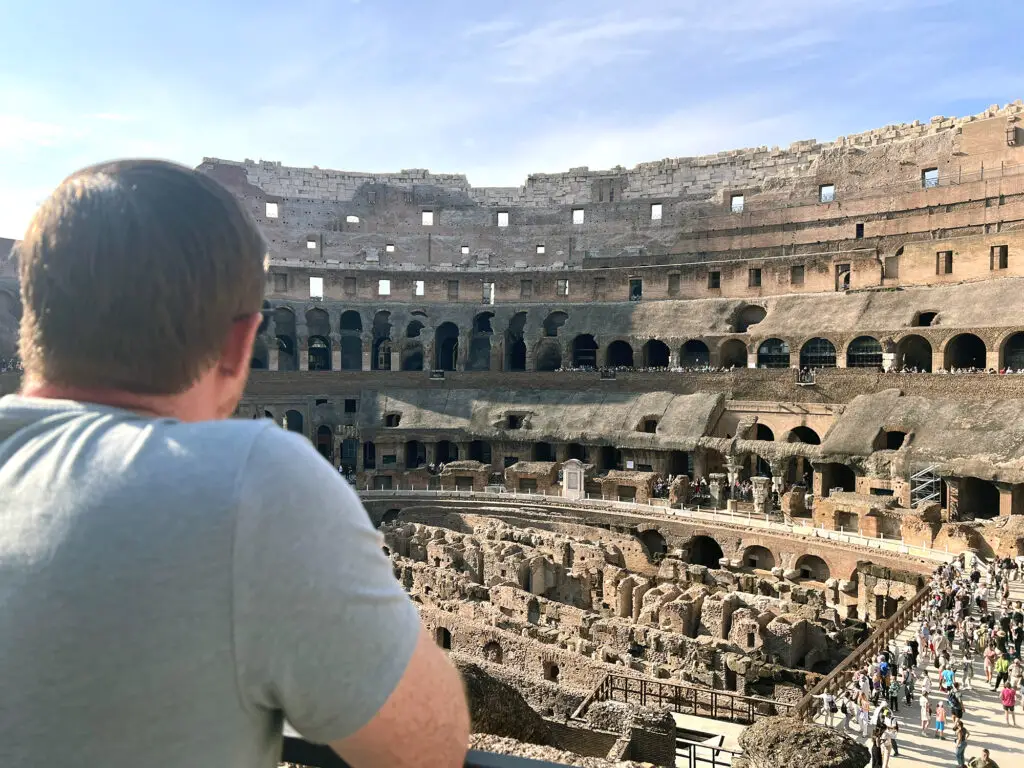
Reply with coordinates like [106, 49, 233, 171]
[591, 672, 793, 725]
[676, 736, 741, 768]
[792, 582, 933, 719]
[361, 488, 955, 562]
[282, 737, 579, 768]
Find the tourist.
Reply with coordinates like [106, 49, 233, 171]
[1000, 681, 1017, 725]
[962, 645, 976, 689]
[815, 691, 837, 727]
[955, 720, 969, 768]
[967, 748, 999, 768]
[0, 160, 470, 767]
[882, 709, 900, 758]
[870, 733, 883, 768]
[992, 650, 1011, 690]
[935, 698, 948, 739]
[919, 692, 932, 735]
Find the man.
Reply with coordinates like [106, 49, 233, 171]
[968, 748, 999, 768]
[0, 160, 469, 767]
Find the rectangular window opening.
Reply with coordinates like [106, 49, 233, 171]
[991, 244, 1009, 270]
[266, 202, 279, 218]
[385, 244, 396, 253]
[482, 281, 495, 305]
[461, 245, 470, 255]
[819, 184, 836, 203]
[343, 276, 357, 296]
[730, 194, 744, 213]
[414, 279, 425, 297]
[273, 273, 288, 292]
[536, 244, 545, 254]
[790, 265, 805, 285]
[344, 399, 357, 413]
[421, 210, 434, 226]
[497, 211, 509, 227]
[593, 276, 606, 299]
[556, 278, 569, 297]
[306, 239, 317, 250]
[667, 273, 680, 296]
[629, 278, 643, 302]
[651, 203, 663, 221]
[346, 215, 359, 223]
[447, 280, 459, 301]
[309, 276, 324, 299]
[855, 222, 864, 239]
[520, 280, 533, 298]
[708, 271, 721, 289]
[922, 168, 939, 188]
[378, 279, 391, 296]
[749, 268, 762, 288]
[384, 413, 401, 428]
[572, 209, 585, 225]
[936, 250, 953, 275]
[883, 255, 900, 279]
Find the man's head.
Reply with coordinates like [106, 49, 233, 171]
[16, 159, 266, 420]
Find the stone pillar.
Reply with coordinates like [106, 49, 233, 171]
[356, 440, 365, 472]
[725, 458, 742, 487]
[330, 333, 341, 371]
[752, 476, 773, 516]
[298, 336, 309, 371]
[881, 351, 895, 372]
[268, 346, 279, 371]
[456, 332, 470, 372]
[562, 459, 585, 500]
[362, 334, 372, 371]
[425, 442, 437, 466]
[692, 448, 707, 480]
[669, 349, 680, 368]
[997, 483, 1024, 517]
[391, 349, 400, 371]
[747, 350, 757, 369]
[708, 473, 728, 509]
[945, 477, 960, 521]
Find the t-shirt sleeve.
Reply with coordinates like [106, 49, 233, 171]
[231, 425, 421, 743]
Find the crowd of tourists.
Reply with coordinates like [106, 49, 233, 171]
[815, 553, 1021, 767]
[0, 356, 21, 373]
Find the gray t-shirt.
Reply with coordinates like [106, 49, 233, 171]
[0, 395, 419, 766]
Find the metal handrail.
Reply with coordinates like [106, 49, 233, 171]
[792, 583, 932, 719]
[282, 737, 584, 768]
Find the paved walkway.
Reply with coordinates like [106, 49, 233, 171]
[812, 581, 1024, 767]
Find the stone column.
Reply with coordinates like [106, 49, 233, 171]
[330, 333, 341, 371]
[997, 483, 1024, 517]
[297, 336, 309, 371]
[708, 473, 728, 508]
[669, 349, 680, 368]
[752, 476, 773, 516]
[268, 346, 280, 371]
[747, 349, 757, 369]
[391, 348, 400, 371]
[362, 333, 372, 371]
[725, 458, 742, 487]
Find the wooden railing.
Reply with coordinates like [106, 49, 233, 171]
[793, 582, 933, 719]
[591, 672, 793, 725]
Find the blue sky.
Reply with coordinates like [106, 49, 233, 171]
[1, 0, 1023, 238]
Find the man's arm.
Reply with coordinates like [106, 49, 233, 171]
[332, 626, 469, 768]
[234, 426, 469, 767]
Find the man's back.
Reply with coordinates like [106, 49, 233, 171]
[0, 396, 420, 766]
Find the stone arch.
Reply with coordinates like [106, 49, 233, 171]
[434, 322, 460, 371]
[912, 310, 939, 327]
[283, 409, 303, 433]
[687, 535, 724, 568]
[401, 343, 424, 371]
[468, 440, 492, 464]
[436, 440, 459, 463]
[1001, 331, 1024, 370]
[641, 339, 670, 368]
[754, 424, 774, 441]
[959, 477, 1000, 519]
[315, 424, 333, 462]
[680, 339, 710, 367]
[405, 440, 426, 469]
[943, 332, 987, 369]
[817, 462, 856, 495]
[306, 307, 331, 336]
[371, 311, 393, 371]
[535, 341, 562, 372]
[381, 508, 402, 526]
[637, 529, 667, 558]
[505, 312, 528, 371]
[482, 641, 503, 664]
[340, 336, 362, 370]
[787, 426, 820, 445]
[274, 307, 298, 371]
[406, 319, 425, 338]
[468, 312, 494, 371]
[542, 311, 569, 338]
[339, 310, 362, 332]
[606, 340, 634, 368]
[794, 554, 830, 582]
[846, 335, 883, 368]
[799, 337, 836, 369]
[742, 545, 776, 571]
[250, 338, 269, 369]
[733, 305, 767, 333]
[896, 334, 932, 372]
[308, 335, 331, 371]
[719, 338, 748, 368]
[757, 338, 790, 368]
[571, 334, 598, 368]
[435, 626, 452, 649]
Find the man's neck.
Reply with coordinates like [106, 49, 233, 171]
[20, 381, 186, 420]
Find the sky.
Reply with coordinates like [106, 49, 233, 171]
[1, 0, 1023, 238]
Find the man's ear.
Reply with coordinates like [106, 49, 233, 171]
[220, 313, 263, 378]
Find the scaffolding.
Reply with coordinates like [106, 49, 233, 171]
[910, 465, 942, 507]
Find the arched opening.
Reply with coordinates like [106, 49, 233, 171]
[340, 438, 358, 472]
[468, 440, 492, 464]
[566, 443, 587, 461]
[436, 440, 459, 464]
[606, 340, 634, 368]
[959, 477, 1000, 520]
[944, 333, 987, 369]
[340, 336, 362, 370]
[535, 342, 562, 372]
[846, 336, 883, 368]
[533, 442, 555, 462]
[542, 311, 569, 337]
[787, 426, 820, 445]
[876, 429, 907, 450]
[743, 545, 776, 571]
[799, 338, 836, 369]
[284, 410, 303, 433]
[719, 339, 748, 368]
[371, 311, 393, 371]
[274, 307, 298, 371]
[406, 320, 424, 339]
[1003, 332, 1024, 370]
[734, 305, 767, 333]
[401, 345, 423, 371]
[468, 312, 494, 371]
[669, 450, 690, 477]
[572, 334, 598, 368]
[340, 310, 363, 332]
[381, 508, 401, 526]
[250, 338, 269, 369]
[896, 334, 932, 372]
[505, 312, 528, 371]
[680, 339, 710, 368]
[913, 310, 938, 327]
[434, 322, 460, 371]
[818, 462, 856, 496]
[638, 529, 667, 558]
[794, 555, 830, 582]
[757, 338, 790, 368]
[754, 424, 774, 441]
[435, 627, 452, 650]
[405, 441, 426, 469]
[544, 662, 560, 682]
[482, 641, 503, 664]
[641, 339, 670, 368]
[688, 536, 724, 568]
[308, 336, 331, 371]
[316, 425, 333, 462]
